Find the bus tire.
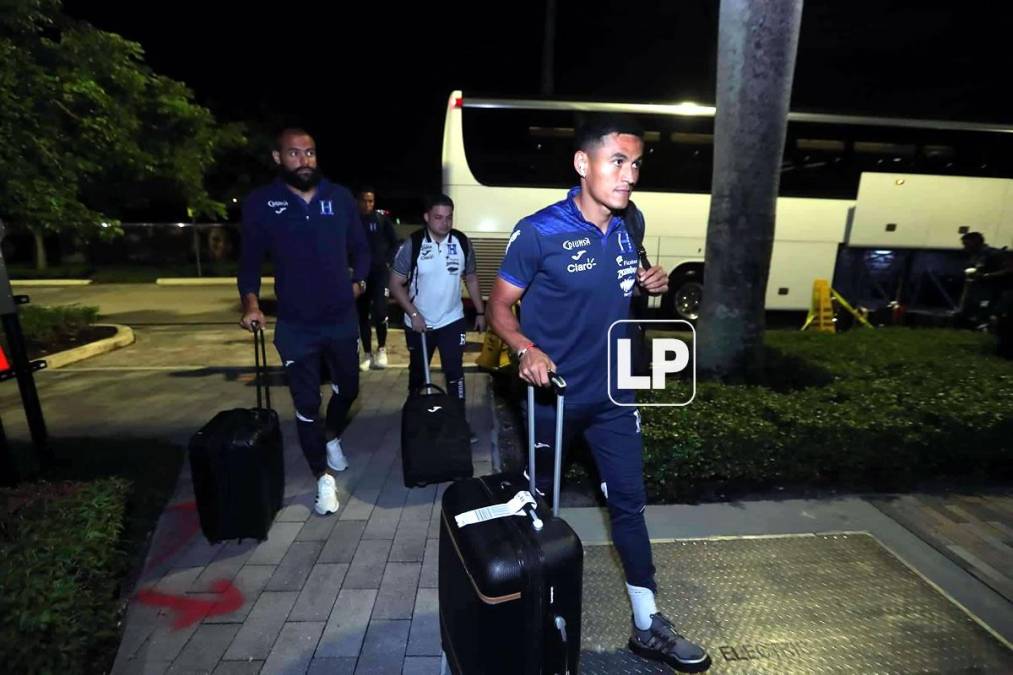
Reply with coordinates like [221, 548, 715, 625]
[665, 267, 704, 321]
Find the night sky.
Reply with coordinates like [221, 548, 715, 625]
[62, 0, 1013, 216]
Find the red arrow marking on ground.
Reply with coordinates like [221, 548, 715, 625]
[135, 579, 244, 630]
[144, 500, 201, 573]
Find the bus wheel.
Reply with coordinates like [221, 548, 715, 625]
[666, 268, 704, 321]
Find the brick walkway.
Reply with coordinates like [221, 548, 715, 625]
[112, 367, 492, 675]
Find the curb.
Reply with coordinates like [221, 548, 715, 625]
[155, 277, 274, 286]
[43, 324, 135, 369]
[11, 279, 93, 286]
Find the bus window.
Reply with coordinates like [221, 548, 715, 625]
[780, 134, 853, 198]
[919, 144, 957, 173]
[463, 106, 718, 194]
[464, 108, 575, 188]
[457, 95, 1013, 198]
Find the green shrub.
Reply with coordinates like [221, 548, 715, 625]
[17, 304, 100, 346]
[0, 478, 130, 673]
[637, 328, 1013, 500]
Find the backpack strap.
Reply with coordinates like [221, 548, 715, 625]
[407, 227, 427, 298]
[450, 229, 470, 271]
[624, 200, 645, 251]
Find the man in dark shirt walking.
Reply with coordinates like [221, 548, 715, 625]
[238, 128, 371, 516]
[356, 187, 400, 370]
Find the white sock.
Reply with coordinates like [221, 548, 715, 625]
[626, 583, 657, 631]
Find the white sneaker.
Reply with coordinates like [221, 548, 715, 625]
[359, 354, 373, 372]
[373, 347, 389, 369]
[315, 474, 339, 515]
[327, 438, 349, 472]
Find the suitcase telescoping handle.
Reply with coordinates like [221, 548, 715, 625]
[420, 329, 433, 390]
[527, 372, 567, 518]
[409, 331, 448, 397]
[251, 321, 272, 412]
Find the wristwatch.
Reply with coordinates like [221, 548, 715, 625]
[356, 279, 367, 293]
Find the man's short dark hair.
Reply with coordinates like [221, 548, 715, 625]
[424, 193, 454, 212]
[275, 127, 313, 151]
[962, 231, 985, 245]
[575, 114, 644, 152]
[358, 186, 376, 197]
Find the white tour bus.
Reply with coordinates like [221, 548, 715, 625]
[442, 90, 1013, 319]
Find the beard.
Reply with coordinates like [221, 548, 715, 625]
[280, 166, 321, 191]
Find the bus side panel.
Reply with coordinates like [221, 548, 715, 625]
[998, 180, 1013, 249]
[850, 173, 1009, 249]
[766, 241, 840, 311]
[449, 184, 561, 235]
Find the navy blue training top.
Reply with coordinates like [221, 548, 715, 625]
[238, 178, 371, 326]
[499, 188, 639, 405]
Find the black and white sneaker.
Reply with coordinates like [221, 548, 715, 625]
[628, 612, 711, 672]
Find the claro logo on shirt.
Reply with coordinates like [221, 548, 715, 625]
[268, 200, 288, 214]
[567, 257, 596, 273]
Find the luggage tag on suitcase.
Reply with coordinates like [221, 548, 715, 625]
[454, 490, 539, 528]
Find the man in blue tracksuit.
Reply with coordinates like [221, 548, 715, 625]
[488, 115, 710, 671]
[238, 128, 370, 516]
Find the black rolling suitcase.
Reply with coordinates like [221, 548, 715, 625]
[439, 374, 581, 674]
[189, 325, 284, 543]
[401, 330, 473, 487]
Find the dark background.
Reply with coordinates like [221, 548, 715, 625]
[63, 1, 1013, 218]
